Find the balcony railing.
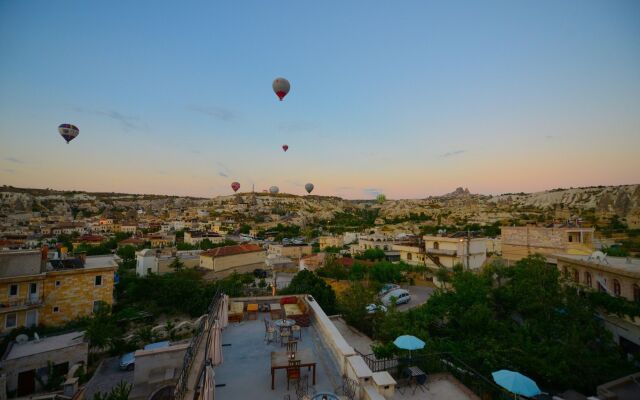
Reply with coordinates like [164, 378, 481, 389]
[426, 248, 457, 256]
[0, 296, 44, 312]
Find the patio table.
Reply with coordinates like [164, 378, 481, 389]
[270, 349, 316, 390]
[273, 318, 296, 331]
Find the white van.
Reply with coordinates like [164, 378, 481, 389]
[381, 289, 411, 306]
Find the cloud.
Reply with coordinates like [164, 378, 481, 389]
[3, 157, 23, 164]
[362, 188, 383, 197]
[188, 105, 236, 121]
[545, 135, 554, 140]
[278, 121, 317, 133]
[74, 107, 143, 131]
[216, 162, 233, 179]
[155, 170, 168, 176]
[2, 168, 15, 174]
[440, 150, 465, 158]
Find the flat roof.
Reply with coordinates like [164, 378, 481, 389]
[4, 331, 85, 360]
[84, 255, 118, 269]
[556, 254, 640, 275]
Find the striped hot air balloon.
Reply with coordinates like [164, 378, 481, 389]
[58, 124, 79, 144]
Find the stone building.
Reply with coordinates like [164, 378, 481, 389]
[501, 226, 594, 263]
[199, 244, 265, 276]
[0, 331, 88, 397]
[0, 249, 116, 333]
[556, 253, 640, 353]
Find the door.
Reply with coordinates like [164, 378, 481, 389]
[29, 282, 38, 302]
[26, 310, 38, 328]
[17, 369, 36, 397]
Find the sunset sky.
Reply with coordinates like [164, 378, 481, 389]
[1, 0, 639, 199]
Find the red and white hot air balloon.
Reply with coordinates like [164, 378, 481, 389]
[231, 182, 240, 192]
[272, 77, 290, 101]
[282, 144, 289, 152]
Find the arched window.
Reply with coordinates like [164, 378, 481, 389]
[613, 279, 621, 296]
[433, 242, 439, 250]
[633, 284, 640, 302]
[585, 272, 592, 288]
[573, 269, 579, 283]
[407, 253, 413, 261]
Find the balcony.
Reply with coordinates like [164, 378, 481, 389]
[426, 248, 457, 257]
[0, 296, 43, 313]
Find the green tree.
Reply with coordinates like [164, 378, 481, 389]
[339, 282, 377, 335]
[93, 382, 132, 400]
[280, 270, 337, 315]
[168, 257, 185, 271]
[116, 245, 136, 263]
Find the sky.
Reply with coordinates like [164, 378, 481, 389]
[1, 0, 639, 199]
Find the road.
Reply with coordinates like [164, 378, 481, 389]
[396, 285, 435, 312]
[84, 357, 133, 400]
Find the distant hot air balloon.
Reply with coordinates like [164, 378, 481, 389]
[282, 144, 289, 152]
[269, 186, 279, 194]
[376, 194, 386, 204]
[272, 78, 290, 101]
[58, 124, 79, 144]
[305, 183, 314, 194]
[231, 182, 240, 192]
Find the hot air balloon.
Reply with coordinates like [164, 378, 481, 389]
[305, 183, 314, 194]
[269, 186, 279, 194]
[231, 182, 240, 192]
[376, 194, 386, 204]
[58, 124, 79, 144]
[272, 78, 290, 101]
[282, 144, 289, 152]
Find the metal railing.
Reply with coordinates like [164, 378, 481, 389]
[0, 296, 44, 311]
[358, 351, 513, 400]
[173, 289, 222, 400]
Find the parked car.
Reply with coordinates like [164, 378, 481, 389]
[366, 303, 388, 314]
[378, 283, 401, 297]
[119, 341, 170, 371]
[381, 289, 411, 306]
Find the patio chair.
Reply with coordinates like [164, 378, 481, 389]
[413, 372, 429, 394]
[291, 324, 302, 340]
[286, 339, 298, 354]
[280, 328, 292, 346]
[287, 360, 301, 390]
[395, 368, 412, 395]
[264, 319, 276, 344]
[334, 376, 358, 400]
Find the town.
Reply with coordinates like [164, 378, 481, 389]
[0, 184, 639, 400]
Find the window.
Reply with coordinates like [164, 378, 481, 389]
[433, 242, 439, 250]
[95, 275, 102, 286]
[585, 272, 592, 288]
[9, 284, 18, 297]
[634, 284, 640, 302]
[613, 279, 621, 296]
[55, 280, 61, 287]
[5, 313, 17, 329]
[407, 253, 413, 261]
[573, 269, 579, 283]
[29, 282, 37, 295]
[93, 301, 102, 313]
[53, 306, 60, 313]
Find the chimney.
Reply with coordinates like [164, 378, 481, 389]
[77, 252, 87, 266]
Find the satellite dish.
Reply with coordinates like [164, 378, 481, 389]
[590, 251, 605, 260]
[16, 334, 28, 344]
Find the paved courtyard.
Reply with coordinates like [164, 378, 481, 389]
[84, 357, 133, 400]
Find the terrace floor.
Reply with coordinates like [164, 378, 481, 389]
[213, 316, 343, 400]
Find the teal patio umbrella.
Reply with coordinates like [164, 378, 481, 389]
[393, 335, 425, 358]
[492, 369, 541, 399]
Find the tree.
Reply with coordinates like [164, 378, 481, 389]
[358, 248, 385, 261]
[93, 382, 132, 400]
[168, 257, 185, 272]
[85, 302, 121, 352]
[339, 282, 377, 335]
[280, 270, 337, 315]
[117, 245, 136, 263]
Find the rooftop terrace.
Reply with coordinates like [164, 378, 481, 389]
[214, 318, 342, 399]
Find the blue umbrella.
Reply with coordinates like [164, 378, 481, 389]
[492, 370, 541, 398]
[393, 335, 425, 358]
